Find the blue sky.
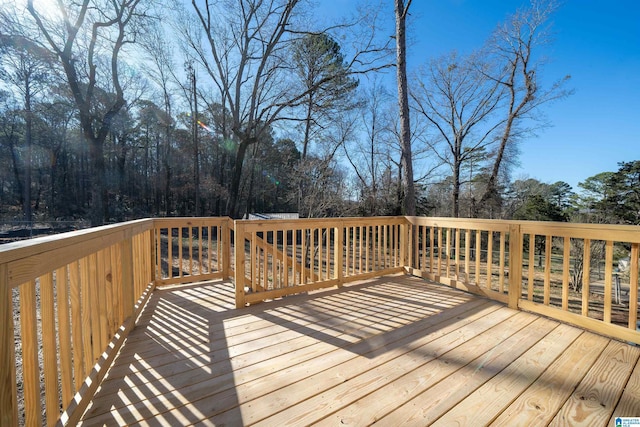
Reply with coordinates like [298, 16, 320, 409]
[319, 0, 640, 192]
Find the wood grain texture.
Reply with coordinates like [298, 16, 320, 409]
[610, 353, 640, 420]
[492, 333, 609, 426]
[19, 280, 42, 427]
[432, 323, 584, 426]
[76, 276, 640, 427]
[40, 272, 59, 427]
[55, 266, 74, 408]
[550, 340, 640, 426]
[0, 264, 18, 426]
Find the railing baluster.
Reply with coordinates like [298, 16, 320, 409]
[475, 230, 481, 285]
[41, 272, 59, 427]
[445, 228, 451, 278]
[465, 229, 471, 283]
[582, 238, 591, 317]
[89, 252, 102, 362]
[544, 235, 551, 305]
[97, 249, 108, 346]
[20, 280, 41, 427]
[604, 240, 614, 323]
[508, 224, 523, 309]
[436, 227, 441, 276]
[499, 232, 506, 294]
[487, 230, 493, 290]
[80, 256, 93, 375]
[429, 226, 434, 274]
[562, 237, 571, 311]
[629, 243, 638, 330]
[168, 227, 173, 280]
[189, 226, 193, 276]
[0, 263, 18, 427]
[69, 260, 83, 392]
[55, 265, 73, 408]
[528, 233, 535, 301]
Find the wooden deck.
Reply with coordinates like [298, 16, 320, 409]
[79, 274, 640, 426]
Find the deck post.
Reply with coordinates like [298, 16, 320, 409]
[508, 224, 523, 310]
[223, 217, 232, 279]
[400, 219, 409, 269]
[0, 263, 18, 426]
[234, 220, 246, 308]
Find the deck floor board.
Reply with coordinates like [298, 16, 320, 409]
[79, 275, 640, 426]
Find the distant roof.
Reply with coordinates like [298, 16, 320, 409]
[245, 213, 300, 220]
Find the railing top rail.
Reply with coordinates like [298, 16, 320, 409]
[0, 219, 154, 264]
[152, 217, 232, 227]
[236, 216, 408, 232]
[407, 217, 640, 240]
[519, 221, 640, 242]
[406, 216, 512, 232]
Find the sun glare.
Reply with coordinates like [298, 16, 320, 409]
[24, 0, 64, 21]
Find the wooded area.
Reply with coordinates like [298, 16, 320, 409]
[0, 0, 637, 230]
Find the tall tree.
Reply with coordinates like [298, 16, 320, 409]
[474, 0, 572, 216]
[343, 81, 394, 215]
[24, 0, 148, 225]
[140, 23, 178, 215]
[578, 162, 640, 225]
[413, 52, 503, 217]
[0, 35, 52, 224]
[183, 0, 390, 218]
[292, 32, 358, 160]
[394, 0, 415, 215]
[184, 0, 301, 217]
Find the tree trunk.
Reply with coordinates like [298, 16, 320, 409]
[395, 0, 416, 216]
[452, 159, 460, 218]
[88, 137, 106, 226]
[227, 139, 251, 218]
[22, 75, 33, 225]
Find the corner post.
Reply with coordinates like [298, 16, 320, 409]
[0, 263, 18, 426]
[400, 218, 408, 269]
[508, 223, 523, 309]
[222, 218, 232, 279]
[234, 220, 246, 308]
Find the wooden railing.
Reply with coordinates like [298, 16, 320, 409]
[516, 221, 640, 344]
[233, 217, 407, 307]
[0, 219, 155, 426]
[153, 217, 232, 287]
[1, 215, 639, 425]
[404, 217, 640, 345]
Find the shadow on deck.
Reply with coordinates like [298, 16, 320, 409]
[80, 274, 640, 426]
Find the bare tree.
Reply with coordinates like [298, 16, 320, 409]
[412, 52, 503, 217]
[140, 23, 178, 215]
[343, 81, 394, 215]
[394, 0, 415, 215]
[0, 35, 53, 224]
[474, 0, 572, 216]
[23, 0, 149, 225]
[180, 0, 391, 218]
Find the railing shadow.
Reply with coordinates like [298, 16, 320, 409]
[79, 281, 242, 425]
[250, 276, 490, 359]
